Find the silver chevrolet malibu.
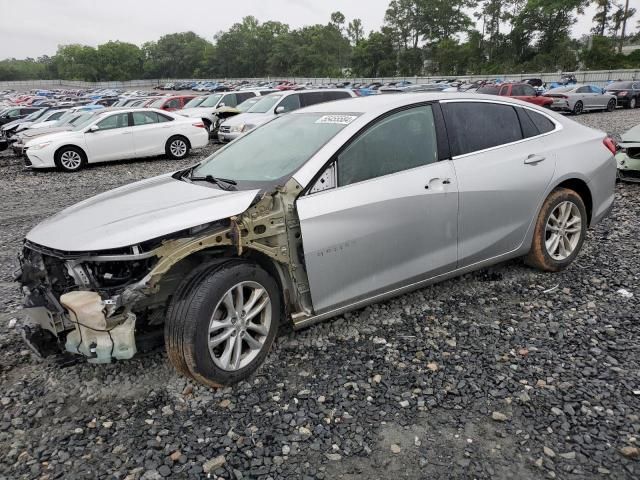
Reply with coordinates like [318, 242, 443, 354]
[18, 93, 616, 387]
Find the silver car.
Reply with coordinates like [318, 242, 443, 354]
[17, 93, 616, 387]
[544, 84, 617, 114]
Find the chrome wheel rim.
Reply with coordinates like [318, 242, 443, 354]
[60, 150, 82, 170]
[208, 281, 271, 371]
[545, 201, 582, 260]
[170, 140, 187, 157]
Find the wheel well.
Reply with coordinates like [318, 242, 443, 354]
[555, 178, 592, 225]
[152, 247, 291, 324]
[54, 144, 86, 161]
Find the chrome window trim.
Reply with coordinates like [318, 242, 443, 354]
[439, 98, 563, 160]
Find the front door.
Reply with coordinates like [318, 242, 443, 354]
[84, 112, 134, 162]
[297, 105, 459, 312]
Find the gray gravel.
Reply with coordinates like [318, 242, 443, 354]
[1, 109, 639, 479]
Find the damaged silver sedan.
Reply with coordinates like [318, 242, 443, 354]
[17, 93, 616, 387]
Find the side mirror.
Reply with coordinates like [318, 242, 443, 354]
[88, 125, 100, 132]
[218, 102, 225, 107]
[535, 91, 541, 96]
[275, 106, 286, 114]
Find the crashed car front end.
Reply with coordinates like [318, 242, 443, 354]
[16, 179, 312, 364]
[616, 126, 640, 182]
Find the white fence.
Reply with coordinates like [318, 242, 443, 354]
[1, 69, 639, 90]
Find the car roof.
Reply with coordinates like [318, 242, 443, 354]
[267, 88, 355, 97]
[292, 92, 550, 116]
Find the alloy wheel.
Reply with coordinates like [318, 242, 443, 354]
[60, 150, 82, 170]
[545, 201, 582, 260]
[170, 139, 187, 157]
[573, 102, 583, 115]
[208, 281, 271, 371]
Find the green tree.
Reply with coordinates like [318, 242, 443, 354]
[95, 41, 143, 81]
[142, 32, 210, 78]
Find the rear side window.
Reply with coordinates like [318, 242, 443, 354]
[515, 108, 538, 138]
[524, 109, 555, 134]
[522, 85, 537, 96]
[442, 102, 523, 156]
[576, 86, 590, 93]
[133, 111, 160, 125]
[338, 105, 438, 186]
[301, 92, 325, 107]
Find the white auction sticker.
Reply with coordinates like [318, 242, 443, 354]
[315, 115, 358, 125]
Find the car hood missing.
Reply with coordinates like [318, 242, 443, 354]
[27, 174, 260, 251]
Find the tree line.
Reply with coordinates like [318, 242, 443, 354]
[1, 0, 639, 82]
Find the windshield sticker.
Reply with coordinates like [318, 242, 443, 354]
[315, 115, 358, 125]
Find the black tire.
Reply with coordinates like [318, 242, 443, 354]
[54, 146, 86, 172]
[164, 260, 280, 387]
[202, 119, 212, 135]
[525, 188, 587, 272]
[606, 99, 616, 112]
[572, 101, 583, 115]
[165, 135, 190, 160]
[631, 97, 638, 109]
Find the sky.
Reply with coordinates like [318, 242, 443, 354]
[0, 0, 638, 59]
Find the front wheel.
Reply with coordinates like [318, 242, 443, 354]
[166, 136, 190, 160]
[164, 260, 281, 387]
[525, 188, 587, 272]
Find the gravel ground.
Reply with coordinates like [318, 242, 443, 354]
[1, 109, 639, 480]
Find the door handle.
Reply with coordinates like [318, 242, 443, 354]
[425, 177, 453, 189]
[524, 154, 545, 165]
[121, 131, 132, 135]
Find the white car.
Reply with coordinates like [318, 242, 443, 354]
[24, 108, 209, 172]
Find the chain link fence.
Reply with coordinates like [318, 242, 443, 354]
[1, 69, 639, 90]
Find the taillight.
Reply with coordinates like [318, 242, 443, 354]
[603, 137, 617, 155]
[193, 122, 206, 128]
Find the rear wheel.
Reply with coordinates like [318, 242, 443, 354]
[164, 260, 280, 387]
[572, 101, 583, 115]
[526, 188, 587, 272]
[631, 97, 638, 109]
[54, 146, 86, 172]
[166, 136, 190, 160]
[606, 99, 616, 112]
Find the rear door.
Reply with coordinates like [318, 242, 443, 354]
[84, 112, 134, 162]
[297, 104, 458, 312]
[130, 111, 172, 157]
[575, 86, 593, 109]
[441, 100, 557, 266]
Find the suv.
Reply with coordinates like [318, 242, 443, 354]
[219, 89, 357, 142]
[178, 91, 271, 132]
[479, 83, 553, 108]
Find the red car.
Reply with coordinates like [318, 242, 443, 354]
[478, 83, 553, 108]
[148, 95, 196, 111]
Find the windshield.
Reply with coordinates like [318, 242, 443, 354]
[247, 94, 283, 113]
[183, 96, 207, 109]
[24, 110, 44, 121]
[237, 97, 261, 112]
[192, 113, 356, 182]
[607, 81, 633, 89]
[56, 110, 77, 124]
[150, 98, 167, 108]
[198, 94, 223, 107]
[477, 86, 499, 94]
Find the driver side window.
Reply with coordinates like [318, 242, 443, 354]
[277, 94, 301, 113]
[96, 113, 129, 130]
[337, 105, 438, 187]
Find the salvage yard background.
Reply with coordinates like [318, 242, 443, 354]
[0, 109, 639, 479]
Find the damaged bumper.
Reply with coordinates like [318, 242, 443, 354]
[17, 242, 154, 363]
